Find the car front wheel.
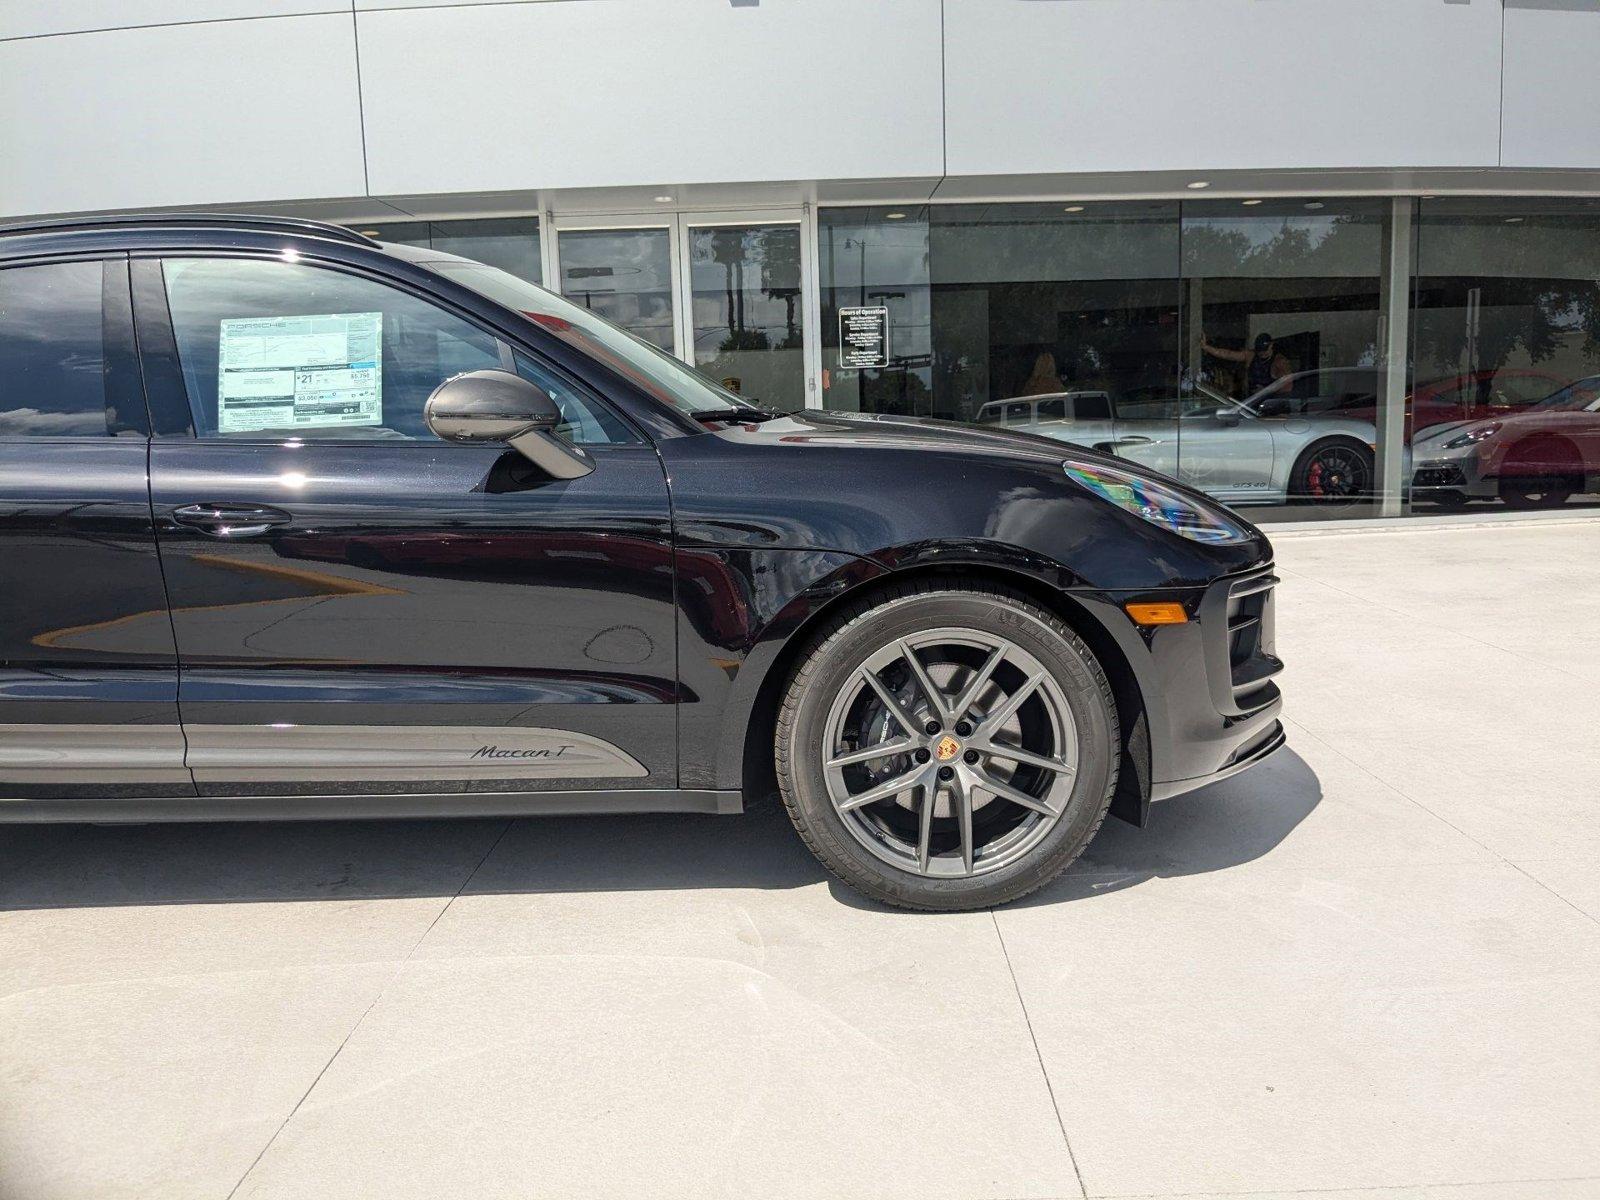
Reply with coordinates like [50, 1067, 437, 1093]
[775, 582, 1118, 911]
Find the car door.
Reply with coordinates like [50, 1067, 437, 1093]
[134, 253, 677, 799]
[1172, 390, 1279, 501]
[0, 255, 190, 799]
[1105, 391, 1180, 477]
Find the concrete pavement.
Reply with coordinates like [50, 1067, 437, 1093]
[2, 519, 1598, 1200]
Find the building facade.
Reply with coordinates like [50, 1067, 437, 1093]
[6, 0, 1600, 522]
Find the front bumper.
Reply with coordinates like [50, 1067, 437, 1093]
[1412, 447, 1494, 498]
[1088, 562, 1286, 812]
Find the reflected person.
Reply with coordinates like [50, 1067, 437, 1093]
[1202, 331, 1292, 395]
[1018, 351, 1064, 397]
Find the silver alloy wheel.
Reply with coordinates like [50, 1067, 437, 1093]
[821, 627, 1079, 879]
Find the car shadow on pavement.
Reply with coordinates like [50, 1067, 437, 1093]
[0, 749, 1320, 912]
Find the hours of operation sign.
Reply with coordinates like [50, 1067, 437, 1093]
[837, 306, 889, 370]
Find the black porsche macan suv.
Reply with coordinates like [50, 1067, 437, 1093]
[0, 213, 1284, 910]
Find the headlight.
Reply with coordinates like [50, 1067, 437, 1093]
[1444, 423, 1500, 449]
[1063, 460, 1253, 544]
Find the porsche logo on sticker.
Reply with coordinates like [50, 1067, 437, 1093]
[934, 735, 962, 762]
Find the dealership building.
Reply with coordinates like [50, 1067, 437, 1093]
[6, 0, 1600, 523]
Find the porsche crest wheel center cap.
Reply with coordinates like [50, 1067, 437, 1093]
[933, 735, 962, 762]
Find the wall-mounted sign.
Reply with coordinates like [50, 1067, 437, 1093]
[837, 306, 889, 370]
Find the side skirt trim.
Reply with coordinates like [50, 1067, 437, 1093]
[0, 788, 744, 823]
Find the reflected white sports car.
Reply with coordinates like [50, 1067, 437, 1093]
[982, 370, 1382, 506]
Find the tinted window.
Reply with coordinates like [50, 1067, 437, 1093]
[163, 257, 630, 444]
[0, 261, 113, 437]
[1074, 393, 1111, 420]
[1035, 397, 1066, 420]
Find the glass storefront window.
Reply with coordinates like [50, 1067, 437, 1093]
[1409, 198, 1600, 514]
[359, 217, 542, 285]
[686, 224, 805, 412]
[557, 227, 676, 352]
[1178, 198, 1388, 517]
[820, 204, 1179, 430]
[821, 200, 1395, 521]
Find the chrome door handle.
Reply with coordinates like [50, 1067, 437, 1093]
[1110, 436, 1153, 446]
[171, 503, 292, 538]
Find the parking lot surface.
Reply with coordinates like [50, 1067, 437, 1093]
[3, 518, 1599, 1200]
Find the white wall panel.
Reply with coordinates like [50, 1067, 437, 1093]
[1502, 1, 1600, 169]
[354, 0, 558, 7]
[0, 1, 341, 41]
[0, 14, 367, 217]
[357, 0, 944, 195]
[943, 0, 1504, 177]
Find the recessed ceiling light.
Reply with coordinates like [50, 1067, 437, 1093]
[653, 195, 674, 203]
[1421, 194, 1436, 199]
[1186, 180, 1210, 190]
[358, 229, 381, 236]
[1505, 216, 1524, 223]
[1241, 199, 1262, 206]
[1062, 205, 1085, 213]
[1304, 201, 1325, 210]
[884, 211, 907, 220]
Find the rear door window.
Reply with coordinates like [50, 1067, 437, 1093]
[0, 261, 127, 437]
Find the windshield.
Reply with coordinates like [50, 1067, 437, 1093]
[427, 259, 749, 417]
[1181, 379, 1247, 418]
[1532, 375, 1600, 412]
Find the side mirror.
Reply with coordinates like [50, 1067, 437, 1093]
[1213, 406, 1242, 427]
[425, 369, 593, 479]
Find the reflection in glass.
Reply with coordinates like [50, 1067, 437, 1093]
[687, 225, 805, 411]
[361, 218, 542, 284]
[558, 228, 676, 352]
[1178, 199, 1387, 514]
[1409, 198, 1600, 513]
[820, 204, 1179, 428]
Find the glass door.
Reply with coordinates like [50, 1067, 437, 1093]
[551, 220, 680, 355]
[550, 209, 818, 410]
[677, 213, 811, 412]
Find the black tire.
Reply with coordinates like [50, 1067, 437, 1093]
[1497, 439, 1579, 509]
[1499, 475, 1574, 509]
[775, 581, 1118, 911]
[1289, 437, 1374, 506]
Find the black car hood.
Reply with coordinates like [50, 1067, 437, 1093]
[711, 408, 1109, 466]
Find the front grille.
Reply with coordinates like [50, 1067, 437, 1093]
[1222, 571, 1282, 713]
[1414, 464, 1467, 488]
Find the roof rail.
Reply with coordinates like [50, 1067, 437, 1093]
[0, 212, 381, 247]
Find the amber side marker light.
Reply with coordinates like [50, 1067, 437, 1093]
[1124, 602, 1189, 626]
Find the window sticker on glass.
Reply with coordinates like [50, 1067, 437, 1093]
[216, 312, 382, 433]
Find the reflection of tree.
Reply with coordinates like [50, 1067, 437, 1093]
[703, 226, 803, 351]
[1184, 216, 1383, 382]
[718, 328, 770, 353]
[1412, 215, 1600, 398]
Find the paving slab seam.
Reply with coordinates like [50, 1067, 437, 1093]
[220, 817, 517, 1200]
[990, 909, 1089, 1200]
[1089, 1172, 1600, 1198]
[1282, 716, 1600, 932]
[1504, 860, 1600, 928]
